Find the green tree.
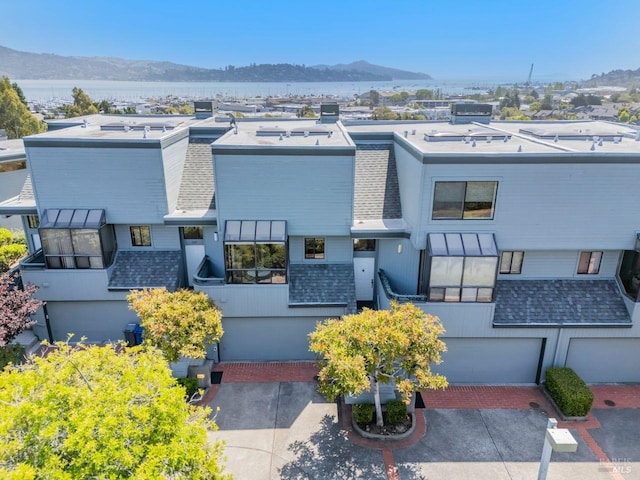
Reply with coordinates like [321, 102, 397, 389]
[630, 115, 638, 124]
[619, 108, 631, 123]
[128, 288, 224, 363]
[540, 94, 553, 110]
[297, 104, 316, 118]
[368, 90, 380, 106]
[10, 82, 27, 107]
[0, 342, 230, 479]
[309, 302, 447, 427]
[529, 101, 542, 113]
[371, 106, 399, 120]
[63, 87, 99, 118]
[0, 77, 46, 139]
[500, 107, 531, 120]
[415, 89, 434, 100]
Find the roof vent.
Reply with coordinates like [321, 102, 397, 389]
[635, 131, 640, 141]
[598, 138, 603, 147]
[412, 129, 416, 135]
[404, 130, 408, 138]
[503, 136, 508, 143]
[517, 145, 522, 152]
[553, 135, 559, 142]
[82, 119, 88, 128]
[279, 134, 283, 141]
[286, 131, 291, 138]
[315, 139, 320, 146]
[472, 139, 476, 147]
[487, 136, 492, 143]
[162, 125, 167, 133]
[614, 136, 621, 144]
[590, 142, 596, 151]
[124, 125, 130, 133]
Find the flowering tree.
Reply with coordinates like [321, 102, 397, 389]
[0, 272, 43, 347]
[309, 302, 448, 427]
[0, 342, 230, 479]
[127, 288, 223, 362]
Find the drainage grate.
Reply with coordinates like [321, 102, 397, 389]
[529, 401, 541, 409]
[604, 399, 616, 407]
[210, 371, 223, 385]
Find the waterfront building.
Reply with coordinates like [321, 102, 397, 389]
[3, 105, 640, 383]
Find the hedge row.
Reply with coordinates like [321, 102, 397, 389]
[545, 367, 594, 417]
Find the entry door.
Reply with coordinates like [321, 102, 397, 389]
[354, 257, 375, 301]
[184, 245, 205, 286]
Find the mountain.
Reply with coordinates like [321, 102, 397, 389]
[0, 45, 392, 82]
[311, 60, 431, 80]
[583, 68, 640, 88]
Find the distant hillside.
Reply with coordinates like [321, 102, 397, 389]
[0, 45, 392, 82]
[311, 60, 431, 80]
[583, 68, 640, 88]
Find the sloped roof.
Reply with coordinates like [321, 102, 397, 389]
[176, 138, 216, 211]
[353, 144, 401, 220]
[493, 280, 630, 326]
[108, 250, 182, 290]
[288, 263, 356, 313]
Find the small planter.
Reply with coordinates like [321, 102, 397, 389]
[352, 411, 416, 440]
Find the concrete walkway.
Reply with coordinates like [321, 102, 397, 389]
[204, 362, 640, 480]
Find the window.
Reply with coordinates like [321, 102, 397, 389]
[130, 226, 151, 247]
[578, 251, 602, 274]
[432, 181, 498, 220]
[182, 226, 203, 240]
[27, 215, 39, 229]
[224, 220, 287, 284]
[39, 209, 115, 270]
[422, 233, 498, 303]
[305, 238, 325, 259]
[500, 251, 524, 274]
[354, 239, 376, 251]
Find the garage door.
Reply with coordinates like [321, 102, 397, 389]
[566, 338, 640, 383]
[432, 337, 544, 384]
[219, 317, 322, 361]
[46, 301, 138, 343]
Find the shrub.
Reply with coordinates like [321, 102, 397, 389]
[384, 399, 407, 425]
[352, 403, 374, 424]
[0, 344, 25, 370]
[0, 244, 27, 268]
[176, 377, 199, 400]
[545, 367, 594, 417]
[0, 229, 12, 247]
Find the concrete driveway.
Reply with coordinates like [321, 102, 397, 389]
[207, 381, 640, 480]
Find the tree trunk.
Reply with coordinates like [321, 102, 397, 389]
[372, 376, 384, 427]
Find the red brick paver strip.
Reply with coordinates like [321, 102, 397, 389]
[212, 361, 319, 383]
[420, 385, 553, 410]
[590, 385, 640, 409]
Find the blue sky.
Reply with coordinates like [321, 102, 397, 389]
[2, 0, 638, 81]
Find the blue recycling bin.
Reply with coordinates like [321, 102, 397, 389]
[134, 324, 144, 345]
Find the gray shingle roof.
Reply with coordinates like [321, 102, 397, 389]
[108, 250, 182, 290]
[19, 174, 34, 202]
[493, 280, 631, 326]
[289, 263, 356, 313]
[176, 138, 216, 211]
[354, 144, 402, 220]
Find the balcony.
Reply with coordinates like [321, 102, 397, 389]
[193, 255, 225, 286]
[19, 249, 45, 270]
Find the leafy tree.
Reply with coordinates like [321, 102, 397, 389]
[63, 87, 99, 118]
[0, 342, 230, 479]
[619, 108, 631, 123]
[630, 115, 638, 124]
[500, 107, 531, 120]
[309, 302, 447, 427]
[529, 101, 542, 113]
[128, 288, 223, 363]
[368, 90, 380, 106]
[540, 94, 553, 110]
[0, 77, 46, 139]
[371, 106, 399, 120]
[415, 89, 434, 100]
[297, 104, 316, 118]
[529, 89, 539, 100]
[0, 272, 43, 346]
[10, 82, 27, 107]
